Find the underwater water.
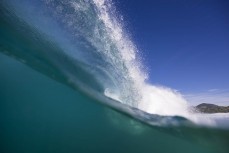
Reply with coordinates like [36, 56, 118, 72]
[0, 0, 229, 152]
[1, 51, 229, 153]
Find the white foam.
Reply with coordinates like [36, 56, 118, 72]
[93, 0, 189, 115]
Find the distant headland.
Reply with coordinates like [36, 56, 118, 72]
[195, 103, 229, 113]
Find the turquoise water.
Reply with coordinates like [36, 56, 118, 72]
[0, 0, 229, 152]
[1, 53, 229, 153]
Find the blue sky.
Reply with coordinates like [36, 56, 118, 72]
[115, 0, 229, 105]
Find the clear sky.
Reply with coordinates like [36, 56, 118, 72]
[115, 0, 229, 105]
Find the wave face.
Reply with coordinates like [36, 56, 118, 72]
[0, 0, 215, 126]
[2, 1, 229, 152]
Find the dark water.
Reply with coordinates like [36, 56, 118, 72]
[1, 52, 229, 153]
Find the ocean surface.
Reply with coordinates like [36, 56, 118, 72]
[0, 0, 229, 153]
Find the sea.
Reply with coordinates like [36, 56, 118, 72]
[0, 0, 229, 153]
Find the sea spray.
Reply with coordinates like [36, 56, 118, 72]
[92, 0, 191, 116]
